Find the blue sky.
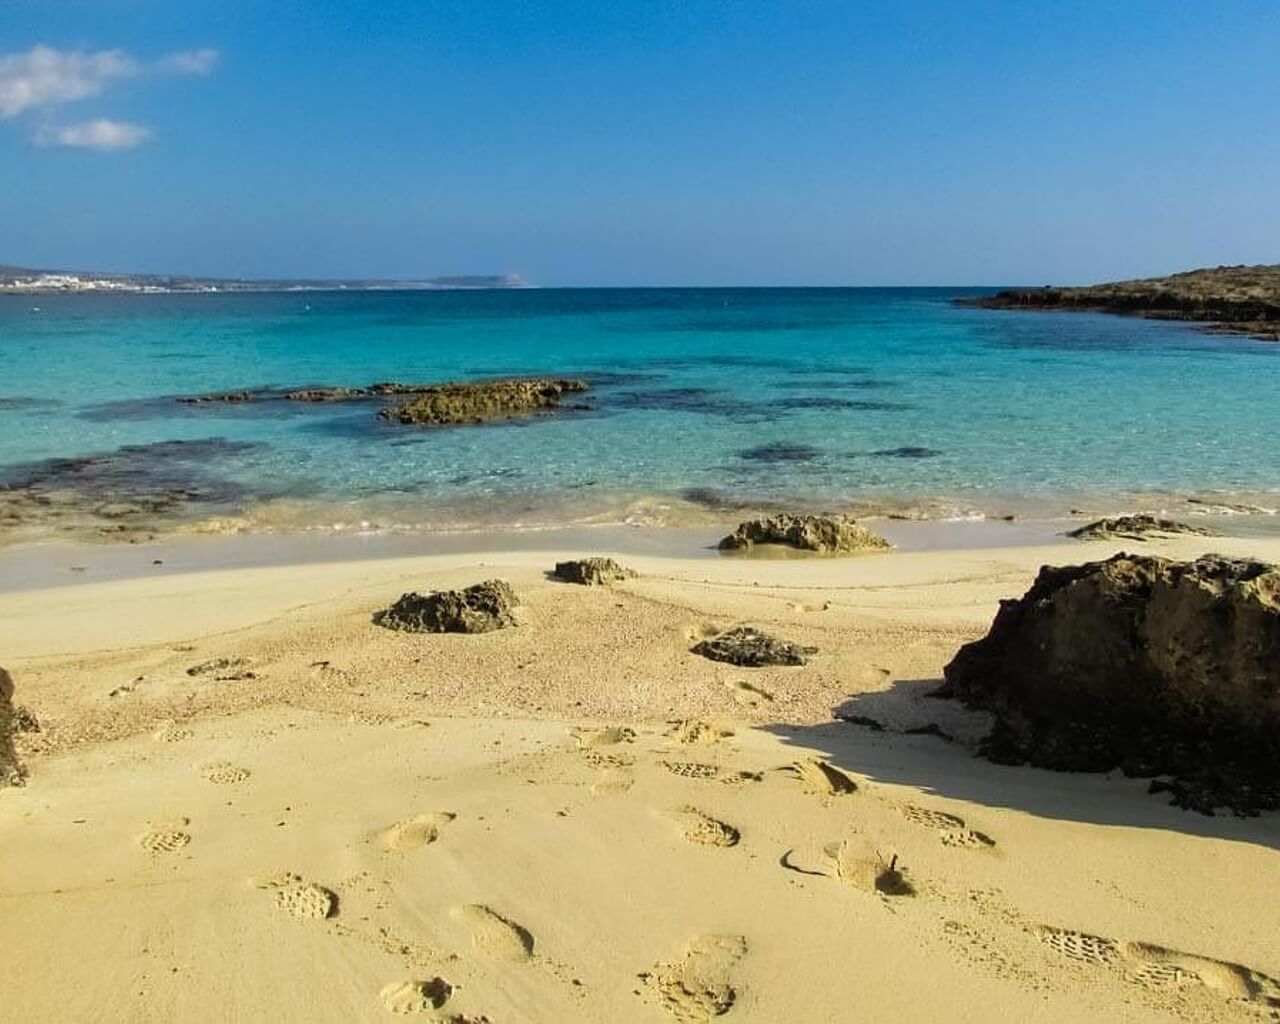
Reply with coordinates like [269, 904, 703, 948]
[1, 1, 1278, 285]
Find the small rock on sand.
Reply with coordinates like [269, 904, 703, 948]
[552, 557, 637, 585]
[374, 579, 519, 634]
[691, 626, 817, 667]
[718, 514, 890, 554]
[1066, 514, 1213, 541]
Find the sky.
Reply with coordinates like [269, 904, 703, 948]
[1, 1, 1278, 286]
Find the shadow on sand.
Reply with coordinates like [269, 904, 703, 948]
[763, 676, 1280, 852]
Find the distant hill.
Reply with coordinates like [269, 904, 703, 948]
[964, 265, 1280, 341]
[0, 264, 529, 294]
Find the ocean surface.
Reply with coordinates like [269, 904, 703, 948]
[2, 287, 1279, 543]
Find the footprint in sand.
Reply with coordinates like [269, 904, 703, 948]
[787, 600, 831, 613]
[380, 977, 453, 1014]
[186, 656, 256, 681]
[1034, 924, 1280, 1007]
[452, 904, 534, 962]
[644, 934, 747, 1023]
[139, 817, 192, 854]
[200, 762, 251, 785]
[670, 806, 740, 847]
[780, 840, 914, 897]
[898, 804, 995, 849]
[583, 750, 635, 770]
[252, 872, 337, 920]
[590, 770, 635, 796]
[666, 720, 734, 745]
[823, 840, 914, 896]
[784, 759, 858, 796]
[724, 679, 774, 706]
[661, 760, 721, 780]
[380, 812, 456, 853]
[153, 722, 193, 743]
[571, 726, 636, 749]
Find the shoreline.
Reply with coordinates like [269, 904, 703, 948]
[0, 512, 1256, 594]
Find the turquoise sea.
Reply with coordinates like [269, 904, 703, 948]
[2, 287, 1279, 541]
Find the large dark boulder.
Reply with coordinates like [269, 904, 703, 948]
[942, 553, 1280, 813]
[718, 514, 890, 554]
[373, 579, 518, 634]
[552, 557, 637, 586]
[379, 378, 589, 425]
[692, 626, 817, 667]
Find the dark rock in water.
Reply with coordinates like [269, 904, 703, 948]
[872, 447, 942, 459]
[1067, 514, 1213, 541]
[176, 390, 254, 404]
[284, 387, 370, 402]
[1, 667, 24, 787]
[737, 441, 822, 463]
[0, 437, 259, 539]
[379, 378, 589, 425]
[0, 397, 61, 411]
[552, 557, 637, 586]
[374, 579, 518, 633]
[775, 396, 870, 411]
[719, 514, 891, 554]
[692, 626, 817, 667]
[941, 553, 1280, 814]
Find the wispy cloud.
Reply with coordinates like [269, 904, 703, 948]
[37, 117, 151, 150]
[0, 44, 217, 149]
[0, 45, 136, 119]
[155, 48, 219, 77]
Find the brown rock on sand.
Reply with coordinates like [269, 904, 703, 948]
[942, 552, 1280, 813]
[691, 626, 817, 667]
[1067, 514, 1213, 541]
[718, 513, 890, 554]
[373, 580, 519, 634]
[552, 557, 637, 585]
[1, 666, 26, 787]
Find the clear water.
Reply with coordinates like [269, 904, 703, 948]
[2, 287, 1278, 538]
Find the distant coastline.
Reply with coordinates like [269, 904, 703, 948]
[961, 264, 1280, 342]
[0, 263, 529, 295]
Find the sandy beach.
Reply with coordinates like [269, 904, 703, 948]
[2, 532, 1278, 1023]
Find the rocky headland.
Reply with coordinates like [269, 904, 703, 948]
[964, 265, 1280, 342]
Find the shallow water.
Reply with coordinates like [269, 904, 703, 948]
[2, 287, 1278, 539]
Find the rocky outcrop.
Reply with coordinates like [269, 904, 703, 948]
[692, 626, 817, 667]
[1, 667, 25, 788]
[176, 390, 253, 403]
[283, 387, 370, 402]
[373, 579, 518, 634]
[379, 378, 590, 425]
[1067, 514, 1213, 541]
[719, 514, 891, 554]
[552, 557, 637, 586]
[962, 264, 1280, 343]
[941, 553, 1280, 813]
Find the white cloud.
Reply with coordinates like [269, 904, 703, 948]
[37, 118, 151, 151]
[156, 48, 219, 76]
[0, 44, 219, 122]
[0, 45, 137, 119]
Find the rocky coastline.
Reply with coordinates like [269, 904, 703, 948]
[963, 264, 1280, 342]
